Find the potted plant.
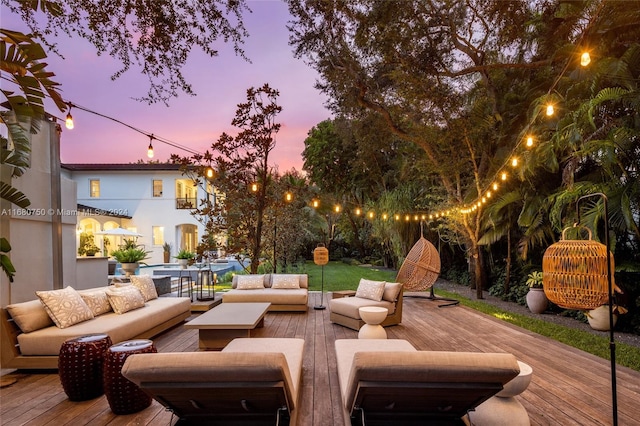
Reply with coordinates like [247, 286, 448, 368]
[163, 242, 172, 263]
[525, 271, 548, 314]
[111, 246, 150, 276]
[174, 249, 196, 269]
[78, 232, 101, 256]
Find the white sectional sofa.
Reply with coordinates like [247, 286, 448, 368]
[222, 274, 309, 311]
[1, 281, 191, 370]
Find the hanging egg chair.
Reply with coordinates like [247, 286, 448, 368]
[396, 236, 441, 291]
[542, 226, 616, 310]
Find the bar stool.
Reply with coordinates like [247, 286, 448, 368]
[58, 334, 112, 401]
[178, 269, 192, 299]
[103, 339, 157, 414]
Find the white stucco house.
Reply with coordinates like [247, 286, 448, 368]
[62, 163, 218, 264]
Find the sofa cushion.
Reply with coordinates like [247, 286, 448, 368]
[130, 275, 159, 301]
[355, 279, 386, 301]
[329, 296, 396, 319]
[36, 286, 94, 329]
[80, 289, 113, 316]
[106, 286, 146, 314]
[16, 297, 191, 356]
[382, 282, 402, 302]
[222, 288, 308, 305]
[236, 274, 267, 290]
[6, 300, 54, 333]
[271, 274, 301, 289]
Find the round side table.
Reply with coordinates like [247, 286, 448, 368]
[358, 307, 388, 339]
[103, 339, 157, 415]
[59, 334, 112, 401]
[467, 360, 532, 426]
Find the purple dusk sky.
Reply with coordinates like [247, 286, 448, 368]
[3, 1, 331, 171]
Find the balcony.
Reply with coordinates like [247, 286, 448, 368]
[175, 197, 197, 210]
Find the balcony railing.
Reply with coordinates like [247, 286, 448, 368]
[176, 197, 197, 209]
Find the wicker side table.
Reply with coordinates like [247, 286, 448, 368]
[58, 334, 112, 401]
[103, 339, 156, 414]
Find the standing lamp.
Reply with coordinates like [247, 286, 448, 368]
[542, 193, 617, 426]
[313, 243, 329, 310]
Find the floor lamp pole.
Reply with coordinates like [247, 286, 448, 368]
[314, 265, 326, 310]
[578, 193, 617, 426]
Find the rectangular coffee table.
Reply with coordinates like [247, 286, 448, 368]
[184, 302, 270, 350]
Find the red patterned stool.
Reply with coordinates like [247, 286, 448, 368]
[58, 334, 112, 401]
[103, 339, 157, 414]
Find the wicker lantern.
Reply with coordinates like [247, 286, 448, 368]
[542, 227, 615, 310]
[396, 236, 441, 291]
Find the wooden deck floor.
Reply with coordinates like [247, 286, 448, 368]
[2, 292, 639, 425]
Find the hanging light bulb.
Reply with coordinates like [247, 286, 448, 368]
[526, 136, 534, 147]
[65, 105, 74, 129]
[312, 199, 319, 208]
[501, 172, 507, 181]
[205, 166, 216, 180]
[492, 182, 499, 191]
[580, 52, 591, 67]
[382, 213, 388, 220]
[285, 191, 293, 202]
[486, 191, 492, 198]
[251, 183, 259, 192]
[354, 208, 361, 216]
[546, 104, 554, 116]
[147, 135, 154, 158]
[368, 211, 375, 219]
[334, 205, 341, 213]
[511, 157, 518, 167]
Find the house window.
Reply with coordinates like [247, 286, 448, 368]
[89, 179, 100, 198]
[152, 179, 163, 197]
[175, 179, 197, 209]
[152, 226, 164, 246]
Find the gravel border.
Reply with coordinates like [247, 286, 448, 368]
[429, 278, 640, 349]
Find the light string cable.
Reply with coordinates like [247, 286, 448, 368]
[66, 101, 203, 156]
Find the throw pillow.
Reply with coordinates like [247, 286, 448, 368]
[80, 290, 113, 316]
[106, 286, 146, 314]
[6, 300, 54, 333]
[236, 275, 266, 290]
[355, 279, 386, 302]
[271, 274, 300, 289]
[382, 282, 402, 302]
[130, 275, 159, 301]
[35, 286, 95, 329]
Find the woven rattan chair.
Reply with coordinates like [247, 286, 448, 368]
[396, 234, 458, 306]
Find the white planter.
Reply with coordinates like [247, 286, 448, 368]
[120, 262, 138, 277]
[177, 259, 189, 269]
[587, 305, 618, 331]
[526, 288, 548, 314]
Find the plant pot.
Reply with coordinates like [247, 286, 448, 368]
[177, 259, 189, 269]
[526, 288, 548, 314]
[163, 252, 170, 263]
[587, 305, 618, 331]
[120, 262, 139, 277]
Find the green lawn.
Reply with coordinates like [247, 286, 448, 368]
[303, 261, 397, 291]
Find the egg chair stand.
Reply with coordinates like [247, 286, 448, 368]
[396, 232, 458, 308]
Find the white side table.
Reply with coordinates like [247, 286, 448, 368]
[358, 307, 388, 339]
[467, 360, 532, 425]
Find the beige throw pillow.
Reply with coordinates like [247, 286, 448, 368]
[236, 275, 266, 290]
[80, 290, 113, 316]
[130, 275, 159, 301]
[106, 286, 146, 314]
[382, 282, 402, 302]
[36, 286, 95, 329]
[271, 274, 300, 289]
[6, 300, 54, 333]
[355, 279, 386, 302]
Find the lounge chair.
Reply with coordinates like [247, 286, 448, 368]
[121, 338, 304, 425]
[334, 339, 521, 425]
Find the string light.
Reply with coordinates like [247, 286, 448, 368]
[354, 207, 361, 216]
[546, 104, 555, 116]
[526, 136, 534, 147]
[251, 183, 259, 192]
[285, 191, 293, 202]
[147, 135, 154, 159]
[501, 172, 508, 181]
[312, 199, 319, 208]
[580, 52, 591, 67]
[65, 105, 74, 130]
[511, 157, 518, 167]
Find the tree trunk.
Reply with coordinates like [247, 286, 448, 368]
[504, 227, 512, 294]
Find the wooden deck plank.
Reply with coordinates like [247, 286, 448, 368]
[2, 294, 639, 425]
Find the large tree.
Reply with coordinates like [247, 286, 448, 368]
[171, 84, 283, 274]
[288, 0, 605, 297]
